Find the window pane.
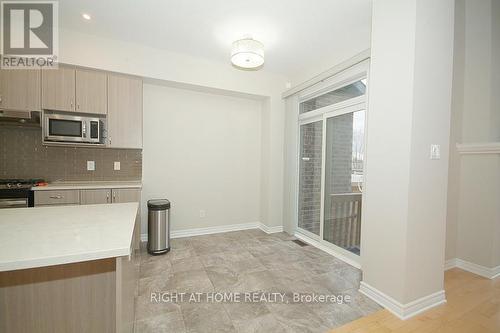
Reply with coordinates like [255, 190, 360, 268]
[323, 110, 365, 255]
[300, 80, 366, 114]
[298, 120, 323, 235]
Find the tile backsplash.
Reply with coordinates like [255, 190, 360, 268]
[0, 126, 142, 182]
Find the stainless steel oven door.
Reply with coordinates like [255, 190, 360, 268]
[0, 198, 28, 209]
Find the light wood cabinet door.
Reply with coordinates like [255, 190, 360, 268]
[112, 188, 141, 251]
[80, 189, 112, 205]
[107, 74, 143, 148]
[112, 188, 140, 204]
[75, 69, 107, 114]
[41, 66, 76, 112]
[0, 69, 41, 111]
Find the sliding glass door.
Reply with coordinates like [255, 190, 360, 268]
[296, 68, 368, 265]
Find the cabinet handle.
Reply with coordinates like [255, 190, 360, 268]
[113, 192, 116, 202]
[0, 95, 3, 104]
[106, 192, 110, 203]
[49, 195, 62, 199]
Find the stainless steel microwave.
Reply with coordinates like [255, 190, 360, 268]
[43, 113, 105, 144]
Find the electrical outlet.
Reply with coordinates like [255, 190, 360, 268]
[114, 161, 121, 171]
[199, 210, 206, 218]
[87, 160, 95, 171]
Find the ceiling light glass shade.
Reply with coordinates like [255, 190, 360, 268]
[231, 38, 264, 69]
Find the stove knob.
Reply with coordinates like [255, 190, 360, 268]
[16, 183, 22, 188]
[6, 183, 12, 189]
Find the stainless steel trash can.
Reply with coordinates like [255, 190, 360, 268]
[147, 199, 170, 255]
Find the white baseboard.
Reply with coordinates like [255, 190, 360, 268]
[171, 222, 260, 238]
[293, 231, 361, 269]
[257, 222, 284, 234]
[359, 282, 446, 320]
[140, 221, 283, 242]
[493, 266, 500, 279]
[445, 258, 500, 279]
[444, 258, 457, 271]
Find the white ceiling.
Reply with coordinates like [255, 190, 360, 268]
[59, 0, 372, 77]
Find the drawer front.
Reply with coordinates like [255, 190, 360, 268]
[35, 190, 80, 206]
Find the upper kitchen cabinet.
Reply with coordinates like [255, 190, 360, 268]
[41, 66, 76, 112]
[107, 74, 143, 149]
[75, 69, 107, 115]
[0, 69, 41, 111]
[42, 67, 107, 115]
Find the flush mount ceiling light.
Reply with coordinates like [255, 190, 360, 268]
[82, 13, 91, 20]
[231, 37, 264, 69]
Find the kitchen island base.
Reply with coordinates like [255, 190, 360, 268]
[0, 255, 138, 333]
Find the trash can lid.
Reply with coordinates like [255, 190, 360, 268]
[148, 199, 170, 210]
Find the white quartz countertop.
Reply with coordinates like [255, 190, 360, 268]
[0, 203, 138, 272]
[31, 181, 142, 191]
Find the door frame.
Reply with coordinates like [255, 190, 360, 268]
[295, 59, 370, 268]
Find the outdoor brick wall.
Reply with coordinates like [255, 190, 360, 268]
[326, 113, 353, 194]
[298, 121, 323, 235]
[323, 113, 357, 248]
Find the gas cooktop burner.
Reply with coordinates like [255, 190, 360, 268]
[0, 179, 44, 190]
[0, 179, 39, 208]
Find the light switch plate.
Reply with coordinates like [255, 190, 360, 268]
[430, 144, 441, 160]
[114, 161, 121, 171]
[87, 160, 95, 171]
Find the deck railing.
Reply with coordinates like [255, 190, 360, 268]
[325, 193, 362, 251]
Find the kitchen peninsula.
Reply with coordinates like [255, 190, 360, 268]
[0, 203, 140, 333]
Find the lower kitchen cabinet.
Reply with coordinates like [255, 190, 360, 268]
[111, 188, 140, 204]
[74, 188, 141, 205]
[111, 189, 142, 252]
[80, 189, 112, 204]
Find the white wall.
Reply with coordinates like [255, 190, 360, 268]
[493, 0, 500, 141]
[445, 0, 465, 261]
[445, 0, 500, 270]
[362, 0, 454, 307]
[403, 0, 454, 302]
[141, 84, 262, 234]
[456, 155, 500, 267]
[288, 9, 372, 87]
[57, 28, 287, 230]
[461, 0, 493, 143]
[361, 0, 417, 303]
